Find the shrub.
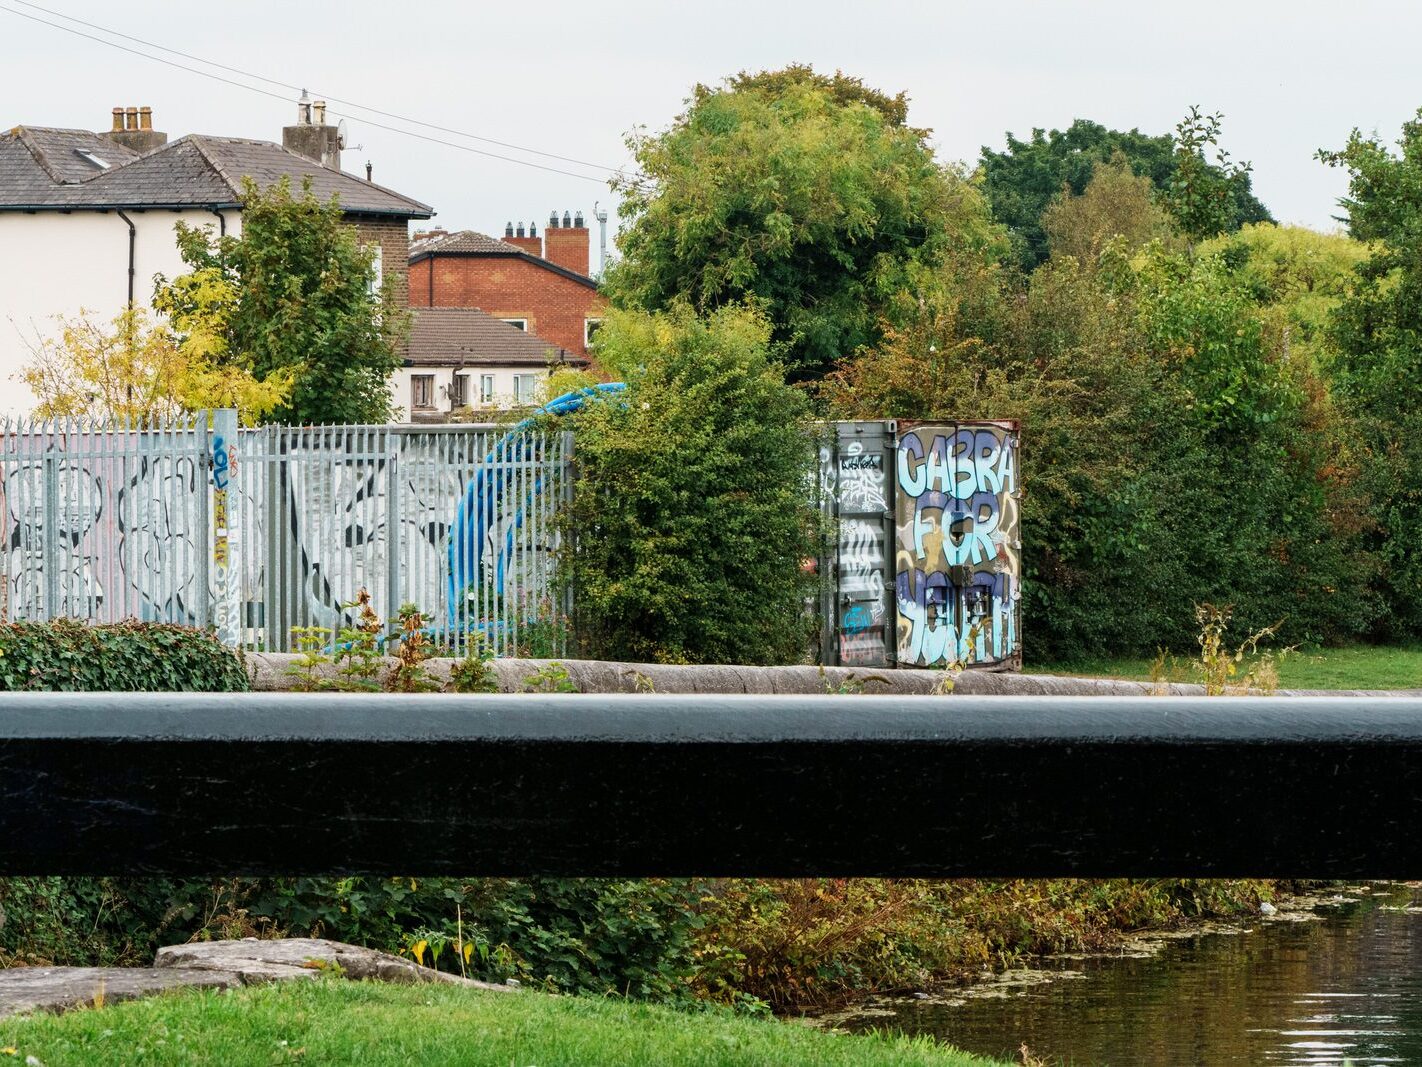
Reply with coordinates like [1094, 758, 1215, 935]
[0, 619, 248, 692]
[559, 304, 821, 665]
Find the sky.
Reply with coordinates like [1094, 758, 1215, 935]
[3, 0, 1421, 255]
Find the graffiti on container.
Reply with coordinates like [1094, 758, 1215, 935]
[894, 422, 1020, 668]
[837, 517, 888, 664]
[837, 443, 887, 513]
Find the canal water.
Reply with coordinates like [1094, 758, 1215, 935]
[838, 885, 1422, 1066]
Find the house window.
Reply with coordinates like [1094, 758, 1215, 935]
[411, 374, 434, 409]
[449, 374, 469, 408]
[584, 317, 603, 349]
[369, 245, 384, 296]
[513, 373, 538, 405]
[501, 318, 527, 331]
[480, 374, 495, 405]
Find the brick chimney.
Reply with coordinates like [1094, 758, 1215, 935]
[503, 220, 543, 256]
[544, 209, 590, 276]
[103, 106, 168, 153]
[283, 93, 342, 169]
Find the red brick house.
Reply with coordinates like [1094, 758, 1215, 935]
[408, 212, 605, 360]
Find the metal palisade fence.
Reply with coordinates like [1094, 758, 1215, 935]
[0, 411, 572, 657]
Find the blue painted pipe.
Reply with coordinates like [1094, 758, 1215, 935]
[445, 383, 626, 634]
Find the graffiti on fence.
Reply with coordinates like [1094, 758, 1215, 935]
[1, 427, 208, 624]
[894, 422, 1021, 668]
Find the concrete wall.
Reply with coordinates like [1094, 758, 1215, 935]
[0, 209, 232, 414]
[244, 653, 1422, 697]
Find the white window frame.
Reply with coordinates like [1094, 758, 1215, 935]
[411, 374, 435, 410]
[480, 374, 495, 405]
[513, 373, 538, 405]
[501, 318, 528, 331]
[369, 245, 384, 296]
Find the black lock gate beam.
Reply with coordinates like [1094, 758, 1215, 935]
[0, 692, 1417, 877]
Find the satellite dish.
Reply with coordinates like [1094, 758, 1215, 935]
[336, 119, 348, 151]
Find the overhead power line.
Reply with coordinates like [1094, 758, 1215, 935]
[0, 0, 639, 186]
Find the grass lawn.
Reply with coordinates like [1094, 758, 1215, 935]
[1030, 643, 1422, 691]
[0, 979, 1006, 1067]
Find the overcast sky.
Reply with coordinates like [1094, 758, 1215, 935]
[4, 0, 1420, 254]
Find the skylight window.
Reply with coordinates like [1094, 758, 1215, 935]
[75, 149, 110, 170]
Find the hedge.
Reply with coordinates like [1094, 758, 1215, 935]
[0, 619, 249, 692]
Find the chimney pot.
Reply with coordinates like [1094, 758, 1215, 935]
[574, 210, 584, 227]
[505, 222, 514, 237]
[516, 222, 526, 238]
[549, 210, 559, 229]
[125, 106, 139, 131]
[313, 101, 327, 126]
[562, 210, 572, 228]
[110, 107, 124, 133]
[298, 90, 311, 125]
[139, 107, 152, 132]
[530, 222, 537, 237]
[365, 160, 373, 182]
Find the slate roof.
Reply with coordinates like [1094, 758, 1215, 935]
[409, 230, 522, 257]
[0, 128, 432, 217]
[407, 307, 586, 368]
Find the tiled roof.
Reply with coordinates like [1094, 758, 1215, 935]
[409, 230, 522, 256]
[0, 128, 432, 217]
[407, 307, 586, 368]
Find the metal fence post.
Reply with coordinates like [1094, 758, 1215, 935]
[385, 429, 401, 625]
[41, 450, 59, 621]
[210, 410, 239, 645]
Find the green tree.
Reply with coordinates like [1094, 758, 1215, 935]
[558, 303, 820, 664]
[979, 117, 1271, 269]
[1319, 111, 1422, 635]
[1163, 107, 1257, 244]
[156, 177, 406, 424]
[1041, 154, 1180, 263]
[608, 66, 1003, 382]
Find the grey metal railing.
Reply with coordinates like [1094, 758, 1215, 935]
[0, 413, 571, 656]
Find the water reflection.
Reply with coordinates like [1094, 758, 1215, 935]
[840, 886, 1422, 1067]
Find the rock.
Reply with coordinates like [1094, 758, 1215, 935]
[0, 966, 238, 1019]
[153, 938, 509, 992]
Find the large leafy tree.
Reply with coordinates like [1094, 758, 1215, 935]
[157, 178, 406, 424]
[608, 66, 1003, 382]
[980, 117, 1272, 269]
[1319, 111, 1422, 635]
[20, 307, 287, 424]
[558, 303, 820, 664]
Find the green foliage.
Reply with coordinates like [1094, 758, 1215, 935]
[158, 177, 407, 425]
[1164, 107, 1258, 243]
[979, 117, 1271, 269]
[520, 662, 579, 693]
[608, 65, 1004, 380]
[559, 304, 820, 664]
[826, 236, 1375, 657]
[0, 619, 248, 692]
[692, 878, 1271, 1012]
[1041, 155, 1179, 263]
[449, 635, 499, 694]
[1319, 110, 1422, 635]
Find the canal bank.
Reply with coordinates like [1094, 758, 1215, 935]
[826, 883, 1422, 1066]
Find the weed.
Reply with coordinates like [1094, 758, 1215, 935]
[449, 634, 499, 694]
[333, 589, 384, 692]
[385, 605, 437, 694]
[286, 627, 333, 691]
[624, 669, 657, 693]
[520, 663, 579, 693]
[819, 667, 891, 694]
[1194, 603, 1291, 695]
